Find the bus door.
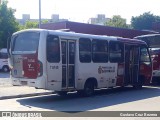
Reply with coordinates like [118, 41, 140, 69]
[61, 40, 75, 89]
[125, 45, 140, 85]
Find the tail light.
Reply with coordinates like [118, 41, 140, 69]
[37, 60, 43, 77]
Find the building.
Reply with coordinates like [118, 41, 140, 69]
[17, 14, 30, 25]
[16, 14, 68, 25]
[88, 14, 110, 25]
[51, 14, 59, 22]
[41, 21, 158, 39]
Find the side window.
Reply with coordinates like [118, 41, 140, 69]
[79, 38, 91, 63]
[109, 41, 124, 62]
[140, 47, 150, 62]
[92, 39, 108, 62]
[47, 35, 60, 63]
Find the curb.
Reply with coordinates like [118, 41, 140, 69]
[0, 92, 53, 100]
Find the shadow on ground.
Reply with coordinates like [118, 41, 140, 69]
[17, 86, 160, 112]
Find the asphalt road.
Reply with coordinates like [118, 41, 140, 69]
[0, 72, 11, 87]
[0, 72, 160, 120]
[0, 86, 159, 111]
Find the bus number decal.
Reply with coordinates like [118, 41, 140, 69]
[50, 66, 59, 70]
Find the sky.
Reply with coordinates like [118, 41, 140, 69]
[7, 0, 160, 24]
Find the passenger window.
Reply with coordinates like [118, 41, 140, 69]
[47, 35, 60, 63]
[92, 39, 108, 62]
[109, 41, 124, 62]
[79, 38, 91, 63]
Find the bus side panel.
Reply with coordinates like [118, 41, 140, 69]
[36, 31, 48, 89]
[76, 63, 118, 90]
[46, 63, 62, 91]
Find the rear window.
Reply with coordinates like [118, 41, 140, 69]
[12, 32, 40, 52]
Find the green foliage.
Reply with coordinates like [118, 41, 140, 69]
[24, 20, 38, 29]
[42, 19, 49, 24]
[0, 0, 19, 48]
[131, 12, 160, 30]
[20, 20, 49, 29]
[105, 15, 128, 28]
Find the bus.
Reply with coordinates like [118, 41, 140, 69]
[135, 34, 160, 84]
[8, 29, 152, 96]
[0, 48, 9, 72]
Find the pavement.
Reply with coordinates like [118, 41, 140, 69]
[0, 72, 53, 100]
[0, 72, 159, 100]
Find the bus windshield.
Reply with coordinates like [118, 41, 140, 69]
[12, 32, 40, 53]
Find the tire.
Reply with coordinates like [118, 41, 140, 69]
[83, 81, 95, 97]
[56, 91, 67, 96]
[2, 66, 9, 72]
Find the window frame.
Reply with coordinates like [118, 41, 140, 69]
[79, 38, 91, 63]
[12, 32, 40, 52]
[92, 39, 108, 63]
[46, 35, 60, 63]
[109, 41, 124, 63]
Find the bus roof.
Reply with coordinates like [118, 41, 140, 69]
[134, 34, 160, 38]
[134, 34, 160, 48]
[13, 29, 146, 45]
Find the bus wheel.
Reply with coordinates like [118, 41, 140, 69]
[56, 91, 67, 96]
[2, 66, 9, 72]
[83, 81, 94, 97]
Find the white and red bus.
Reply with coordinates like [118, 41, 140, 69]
[135, 34, 160, 84]
[8, 29, 152, 96]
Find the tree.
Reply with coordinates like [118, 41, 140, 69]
[22, 20, 49, 29]
[24, 21, 39, 29]
[0, 0, 19, 48]
[105, 15, 128, 28]
[131, 12, 160, 30]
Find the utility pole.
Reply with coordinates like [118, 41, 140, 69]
[39, 0, 41, 28]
